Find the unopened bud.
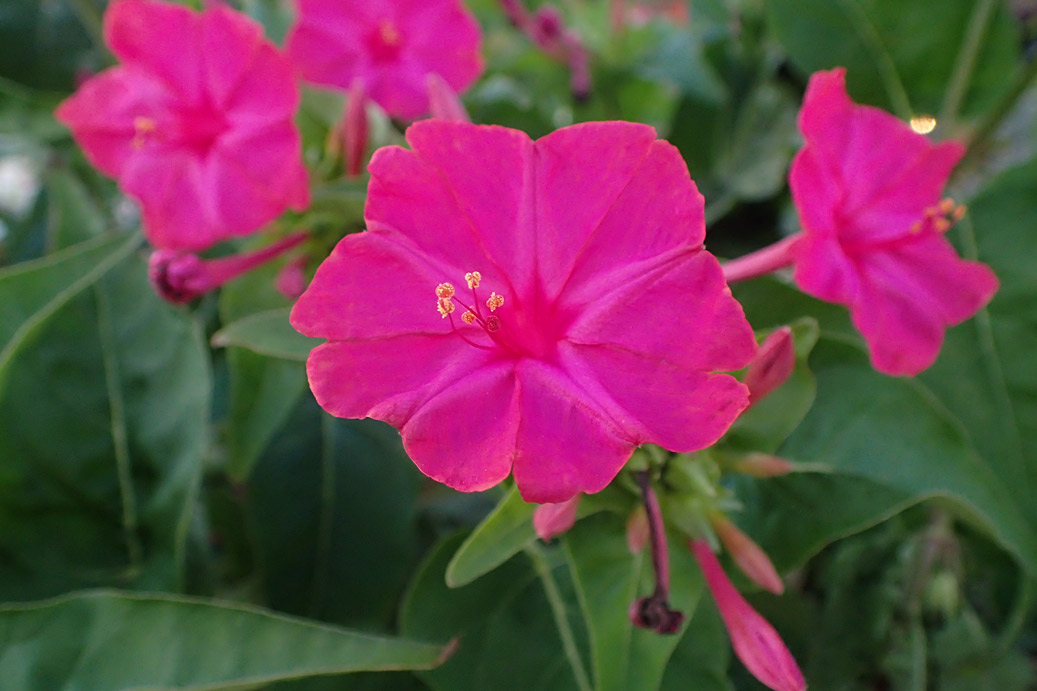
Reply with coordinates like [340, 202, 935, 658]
[626, 506, 650, 554]
[744, 326, 795, 406]
[344, 79, 369, 178]
[427, 73, 471, 122]
[629, 595, 684, 634]
[274, 257, 308, 300]
[711, 514, 784, 595]
[532, 495, 580, 541]
[148, 250, 210, 303]
[732, 453, 795, 478]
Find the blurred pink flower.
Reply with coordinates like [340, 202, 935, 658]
[691, 540, 805, 691]
[56, 0, 309, 251]
[790, 68, 998, 375]
[286, 0, 484, 120]
[291, 120, 756, 503]
[533, 496, 580, 540]
[743, 326, 795, 406]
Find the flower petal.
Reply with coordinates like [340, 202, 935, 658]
[560, 342, 750, 452]
[291, 231, 453, 341]
[105, 0, 204, 104]
[401, 360, 519, 493]
[565, 250, 757, 372]
[511, 360, 633, 503]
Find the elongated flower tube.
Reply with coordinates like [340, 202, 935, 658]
[533, 496, 581, 540]
[56, 0, 309, 251]
[291, 120, 757, 502]
[691, 540, 806, 691]
[743, 326, 795, 406]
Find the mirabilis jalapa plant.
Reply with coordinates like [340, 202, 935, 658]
[52, 1, 1002, 689]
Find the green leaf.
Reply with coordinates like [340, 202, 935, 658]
[445, 487, 537, 588]
[0, 233, 138, 389]
[0, 590, 446, 690]
[781, 337, 1037, 574]
[247, 399, 424, 630]
[212, 308, 318, 362]
[401, 534, 590, 691]
[659, 597, 733, 691]
[564, 513, 704, 691]
[0, 253, 209, 598]
[768, 0, 1019, 117]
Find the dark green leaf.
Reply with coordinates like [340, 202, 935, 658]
[0, 590, 446, 690]
[212, 308, 317, 362]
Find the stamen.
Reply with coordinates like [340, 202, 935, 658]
[912, 197, 965, 235]
[379, 20, 401, 46]
[133, 116, 157, 149]
[435, 282, 455, 299]
[461, 310, 476, 325]
[486, 292, 504, 311]
[953, 204, 967, 221]
[465, 271, 481, 289]
[437, 298, 455, 318]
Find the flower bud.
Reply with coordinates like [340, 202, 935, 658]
[532, 495, 580, 541]
[691, 540, 805, 691]
[744, 326, 795, 406]
[711, 514, 784, 595]
[732, 453, 796, 478]
[427, 73, 471, 123]
[344, 79, 369, 178]
[625, 506, 650, 554]
[275, 257, 308, 300]
[148, 250, 210, 303]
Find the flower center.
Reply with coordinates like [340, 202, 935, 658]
[910, 197, 966, 235]
[435, 271, 511, 352]
[132, 105, 230, 155]
[368, 19, 404, 62]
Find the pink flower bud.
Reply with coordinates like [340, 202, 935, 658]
[275, 256, 309, 300]
[344, 79, 369, 178]
[744, 326, 795, 406]
[711, 514, 784, 595]
[427, 73, 471, 123]
[626, 506, 650, 554]
[691, 540, 805, 691]
[532, 495, 580, 541]
[732, 453, 796, 478]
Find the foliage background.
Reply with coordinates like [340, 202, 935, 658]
[0, 0, 1036, 689]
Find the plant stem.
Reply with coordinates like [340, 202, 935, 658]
[526, 544, 593, 691]
[940, 0, 998, 124]
[721, 234, 800, 284]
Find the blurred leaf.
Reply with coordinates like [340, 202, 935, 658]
[0, 0, 102, 91]
[42, 167, 105, 247]
[401, 533, 590, 691]
[0, 590, 446, 690]
[659, 596, 733, 691]
[0, 233, 138, 390]
[445, 487, 537, 588]
[247, 398, 423, 630]
[768, 0, 1020, 117]
[0, 253, 209, 598]
[563, 513, 704, 691]
[781, 337, 1037, 575]
[212, 308, 316, 362]
[923, 160, 1037, 528]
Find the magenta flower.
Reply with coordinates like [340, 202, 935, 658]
[291, 120, 757, 503]
[55, 0, 309, 251]
[691, 540, 806, 691]
[789, 68, 999, 375]
[286, 0, 484, 120]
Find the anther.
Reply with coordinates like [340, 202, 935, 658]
[435, 282, 455, 299]
[465, 271, 481, 289]
[938, 198, 955, 214]
[133, 116, 157, 149]
[933, 217, 951, 233]
[486, 292, 504, 311]
[461, 310, 476, 325]
[486, 315, 501, 332]
[953, 204, 967, 221]
[437, 298, 455, 318]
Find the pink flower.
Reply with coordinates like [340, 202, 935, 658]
[291, 120, 757, 503]
[743, 326, 794, 406]
[533, 496, 581, 540]
[789, 68, 998, 375]
[55, 0, 309, 251]
[691, 540, 806, 691]
[710, 514, 784, 595]
[286, 0, 484, 120]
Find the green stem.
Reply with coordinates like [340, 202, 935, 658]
[940, 0, 998, 124]
[526, 544, 593, 691]
[962, 55, 1037, 164]
[837, 0, 913, 118]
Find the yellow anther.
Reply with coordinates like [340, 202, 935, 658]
[465, 271, 482, 290]
[909, 221, 922, 234]
[435, 282, 455, 299]
[953, 204, 967, 221]
[938, 198, 956, 214]
[486, 315, 501, 332]
[933, 218, 951, 234]
[132, 116, 157, 149]
[379, 20, 401, 46]
[486, 292, 504, 312]
[437, 298, 455, 318]
[461, 310, 476, 325]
